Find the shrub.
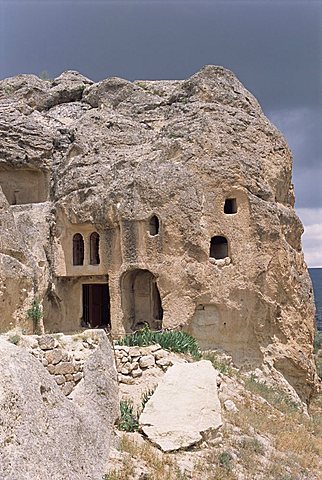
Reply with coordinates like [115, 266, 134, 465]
[116, 324, 201, 359]
[218, 451, 234, 471]
[27, 299, 43, 334]
[118, 400, 139, 432]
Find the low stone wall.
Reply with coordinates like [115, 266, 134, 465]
[12, 330, 101, 396]
[5, 331, 185, 391]
[114, 343, 179, 384]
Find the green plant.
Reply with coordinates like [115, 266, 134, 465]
[202, 351, 233, 375]
[137, 81, 148, 90]
[77, 83, 86, 94]
[27, 299, 43, 334]
[8, 334, 21, 345]
[116, 325, 201, 359]
[3, 85, 15, 95]
[141, 387, 156, 411]
[118, 400, 139, 432]
[103, 473, 119, 480]
[239, 436, 264, 456]
[218, 451, 234, 471]
[244, 374, 299, 414]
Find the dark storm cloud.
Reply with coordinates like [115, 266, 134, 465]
[0, 0, 321, 213]
[268, 106, 322, 208]
[1, 1, 320, 109]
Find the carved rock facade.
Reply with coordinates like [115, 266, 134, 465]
[0, 66, 317, 401]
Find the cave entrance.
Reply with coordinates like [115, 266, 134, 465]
[82, 283, 110, 329]
[121, 269, 163, 332]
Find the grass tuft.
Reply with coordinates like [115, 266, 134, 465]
[244, 374, 299, 414]
[118, 400, 139, 432]
[202, 351, 233, 375]
[116, 324, 201, 359]
[8, 334, 21, 345]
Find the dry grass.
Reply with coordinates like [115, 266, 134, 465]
[194, 450, 238, 480]
[226, 391, 322, 478]
[105, 434, 185, 480]
[106, 346, 322, 480]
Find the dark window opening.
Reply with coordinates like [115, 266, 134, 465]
[210, 236, 228, 259]
[224, 198, 237, 214]
[149, 215, 159, 236]
[82, 283, 110, 328]
[90, 232, 100, 265]
[73, 233, 84, 266]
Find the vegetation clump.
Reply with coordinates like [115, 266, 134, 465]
[116, 324, 201, 359]
[27, 299, 43, 334]
[118, 400, 139, 432]
[8, 333, 21, 345]
[244, 374, 299, 414]
[202, 351, 234, 375]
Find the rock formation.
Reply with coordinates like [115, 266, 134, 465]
[0, 331, 119, 480]
[139, 360, 223, 451]
[0, 66, 317, 401]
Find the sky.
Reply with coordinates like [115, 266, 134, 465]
[0, 0, 321, 266]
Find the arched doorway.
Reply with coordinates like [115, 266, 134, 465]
[121, 269, 163, 332]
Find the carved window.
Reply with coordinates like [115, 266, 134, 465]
[224, 198, 237, 214]
[210, 236, 228, 259]
[90, 232, 100, 265]
[73, 233, 84, 266]
[149, 215, 160, 236]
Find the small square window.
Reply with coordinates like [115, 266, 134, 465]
[224, 198, 237, 214]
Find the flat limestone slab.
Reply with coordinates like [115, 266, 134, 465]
[139, 360, 222, 451]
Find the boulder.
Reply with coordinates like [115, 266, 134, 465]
[0, 332, 119, 480]
[139, 360, 222, 451]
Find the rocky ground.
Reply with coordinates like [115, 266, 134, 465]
[106, 348, 322, 480]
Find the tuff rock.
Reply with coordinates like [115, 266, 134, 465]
[0, 66, 317, 401]
[139, 361, 223, 451]
[0, 332, 118, 480]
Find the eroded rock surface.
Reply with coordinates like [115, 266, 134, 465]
[139, 360, 222, 451]
[0, 332, 118, 480]
[0, 66, 317, 401]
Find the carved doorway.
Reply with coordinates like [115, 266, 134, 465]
[121, 269, 163, 331]
[82, 284, 110, 328]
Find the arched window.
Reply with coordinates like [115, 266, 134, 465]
[73, 233, 84, 266]
[210, 236, 228, 259]
[224, 198, 237, 214]
[90, 232, 100, 265]
[149, 215, 159, 236]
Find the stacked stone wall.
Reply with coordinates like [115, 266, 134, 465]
[12, 331, 101, 396]
[114, 343, 184, 384]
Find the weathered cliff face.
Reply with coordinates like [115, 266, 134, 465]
[0, 66, 317, 400]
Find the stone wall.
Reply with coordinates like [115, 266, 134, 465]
[17, 330, 102, 396]
[114, 343, 184, 384]
[7, 331, 181, 393]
